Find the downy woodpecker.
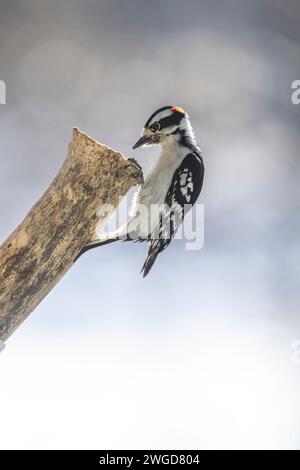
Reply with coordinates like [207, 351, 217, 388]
[76, 106, 204, 277]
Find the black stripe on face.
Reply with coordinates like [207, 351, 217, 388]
[144, 105, 173, 128]
[157, 111, 185, 131]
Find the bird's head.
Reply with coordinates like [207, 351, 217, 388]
[132, 105, 195, 150]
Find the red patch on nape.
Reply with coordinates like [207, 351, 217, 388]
[171, 106, 185, 114]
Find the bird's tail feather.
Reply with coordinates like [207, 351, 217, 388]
[141, 249, 159, 277]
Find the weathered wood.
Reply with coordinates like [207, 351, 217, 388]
[0, 128, 143, 342]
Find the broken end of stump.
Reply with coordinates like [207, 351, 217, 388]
[71, 127, 143, 186]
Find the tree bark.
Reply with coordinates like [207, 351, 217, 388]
[0, 128, 143, 343]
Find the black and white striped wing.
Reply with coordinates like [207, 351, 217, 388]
[141, 152, 204, 277]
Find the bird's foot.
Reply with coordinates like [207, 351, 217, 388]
[128, 158, 144, 184]
[128, 157, 142, 171]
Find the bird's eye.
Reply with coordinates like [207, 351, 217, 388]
[150, 122, 160, 132]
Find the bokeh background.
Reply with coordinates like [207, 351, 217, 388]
[0, 0, 300, 450]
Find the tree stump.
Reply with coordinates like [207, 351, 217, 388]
[0, 128, 143, 343]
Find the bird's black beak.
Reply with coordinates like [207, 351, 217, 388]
[132, 135, 154, 150]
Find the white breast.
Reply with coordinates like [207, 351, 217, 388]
[131, 137, 187, 237]
[142, 139, 186, 205]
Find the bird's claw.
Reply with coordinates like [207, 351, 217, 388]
[128, 158, 144, 184]
[128, 157, 142, 171]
